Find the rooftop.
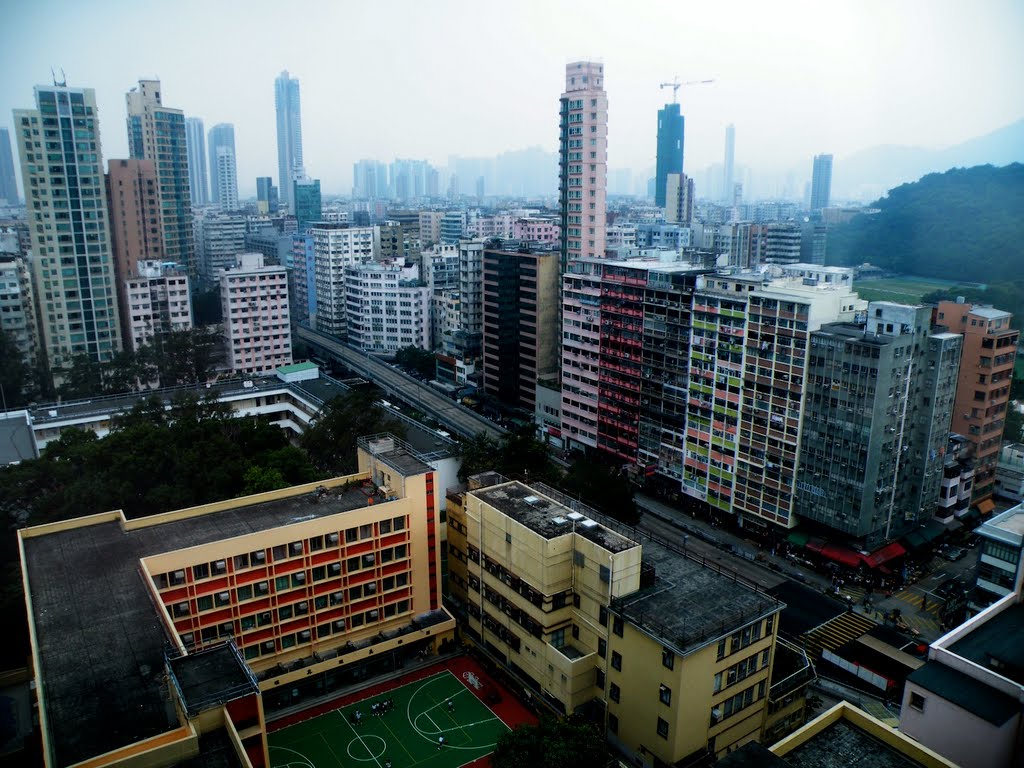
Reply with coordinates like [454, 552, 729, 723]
[947, 601, 1024, 684]
[168, 643, 259, 717]
[906, 662, 1019, 725]
[22, 481, 378, 766]
[471, 481, 638, 553]
[611, 538, 782, 656]
[969, 306, 1011, 321]
[980, 503, 1024, 543]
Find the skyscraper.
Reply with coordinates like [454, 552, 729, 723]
[0, 127, 18, 204]
[722, 124, 735, 204]
[655, 102, 684, 208]
[293, 178, 321, 232]
[184, 117, 208, 206]
[14, 84, 122, 372]
[207, 123, 237, 209]
[275, 71, 304, 212]
[810, 153, 833, 213]
[126, 79, 195, 275]
[256, 176, 278, 214]
[558, 61, 607, 270]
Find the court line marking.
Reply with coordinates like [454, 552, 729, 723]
[267, 744, 316, 768]
[405, 671, 505, 750]
[340, 709, 385, 768]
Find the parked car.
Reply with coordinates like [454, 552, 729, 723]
[943, 547, 967, 562]
[935, 578, 964, 599]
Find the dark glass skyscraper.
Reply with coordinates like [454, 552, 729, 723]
[293, 178, 321, 232]
[655, 103, 684, 207]
[810, 153, 833, 213]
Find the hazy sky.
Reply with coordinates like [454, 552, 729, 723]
[2, 0, 1022, 197]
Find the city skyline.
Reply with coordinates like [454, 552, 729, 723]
[1, 0, 1022, 199]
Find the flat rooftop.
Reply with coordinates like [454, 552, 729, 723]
[783, 719, 926, 768]
[168, 643, 259, 717]
[906, 662, 1019, 726]
[22, 482, 379, 766]
[981, 504, 1024, 542]
[612, 538, 782, 656]
[471, 482, 638, 553]
[948, 601, 1024, 684]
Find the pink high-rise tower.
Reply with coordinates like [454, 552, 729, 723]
[559, 61, 607, 269]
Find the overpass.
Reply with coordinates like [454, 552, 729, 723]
[297, 325, 507, 441]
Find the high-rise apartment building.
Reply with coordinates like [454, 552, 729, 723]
[723, 124, 735, 205]
[0, 127, 19, 204]
[275, 71, 304, 212]
[15, 84, 122, 371]
[762, 222, 803, 265]
[0, 254, 38, 373]
[936, 300, 1019, 506]
[105, 158, 165, 343]
[184, 117, 208, 206]
[352, 159, 389, 200]
[256, 176, 278, 214]
[794, 304, 962, 548]
[558, 61, 607, 270]
[207, 123, 237, 209]
[344, 261, 430, 353]
[220, 252, 292, 373]
[481, 248, 560, 411]
[193, 210, 246, 285]
[309, 223, 379, 337]
[664, 172, 694, 225]
[655, 103, 684, 208]
[124, 260, 193, 351]
[126, 79, 194, 275]
[810, 154, 833, 214]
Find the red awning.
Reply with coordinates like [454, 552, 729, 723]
[820, 543, 862, 568]
[806, 538, 826, 554]
[861, 541, 907, 569]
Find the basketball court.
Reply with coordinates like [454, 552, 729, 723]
[268, 658, 532, 768]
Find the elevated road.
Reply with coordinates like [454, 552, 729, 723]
[297, 325, 507, 441]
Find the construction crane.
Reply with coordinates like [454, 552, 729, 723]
[659, 77, 715, 104]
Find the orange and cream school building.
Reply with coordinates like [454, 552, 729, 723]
[18, 434, 454, 768]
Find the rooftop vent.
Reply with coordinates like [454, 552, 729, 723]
[580, 518, 599, 529]
[524, 495, 541, 504]
[552, 516, 568, 525]
[567, 512, 585, 521]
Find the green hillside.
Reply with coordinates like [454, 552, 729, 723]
[828, 163, 1024, 282]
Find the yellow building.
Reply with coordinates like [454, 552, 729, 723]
[447, 475, 786, 766]
[19, 434, 455, 768]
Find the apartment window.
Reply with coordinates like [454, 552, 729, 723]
[598, 638, 607, 658]
[611, 651, 622, 671]
[608, 713, 618, 733]
[662, 648, 675, 670]
[909, 692, 926, 712]
[599, 565, 610, 583]
[613, 616, 624, 637]
[659, 684, 672, 705]
[596, 669, 605, 689]
[657, 717, 669, 739]
[599, 606, 608, 626]
[609, 683, 620, 702]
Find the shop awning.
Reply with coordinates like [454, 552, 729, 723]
[958, 509, 982, 529]
[820, 543, 862, 568]
[920, 522, 945, 543]
[806, 537, 826, 554]
[977, 498, 996, 515]
[861, 541, 907, 568]
[787, 531, 810, 548]
[902, 531, 928, 550]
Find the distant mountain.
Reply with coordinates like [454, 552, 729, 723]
[827, 163, 1024, 285]
[834, 119, 1024, 200]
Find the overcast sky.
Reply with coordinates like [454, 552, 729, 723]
[2, 0, 1022, 197]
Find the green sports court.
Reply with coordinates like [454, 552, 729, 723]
[269, 669, 513, 768]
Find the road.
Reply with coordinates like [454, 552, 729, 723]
[296, 325, 507, 441]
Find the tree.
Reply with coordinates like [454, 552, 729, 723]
[490, 716, 611, 768]
[0, 329, 31, 408]
[300, 390, 407, 474]
[154, 327, 226, 386]
[458, 432, 501, 482]
[394, 345, 436, 379]
[562, 452, 640, 526]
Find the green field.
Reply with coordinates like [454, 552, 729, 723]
[269, 670, 510, 768]
[853, 276, 958, 305]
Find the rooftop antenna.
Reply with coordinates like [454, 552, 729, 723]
[51, 68, 67, 87]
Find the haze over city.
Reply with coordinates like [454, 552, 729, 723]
[2, 0, 1022, 198]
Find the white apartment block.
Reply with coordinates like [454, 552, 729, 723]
[194, 211, 247, 286]
[220, 253, 292, 374]
[310, 224, 379, 337]
[344, 261, 430, 353]
[124, 261, 193, 351]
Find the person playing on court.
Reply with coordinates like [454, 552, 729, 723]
[438, 735, 446, 750]
[355, 709, 362, 724]
[447, 697, 454, 713]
